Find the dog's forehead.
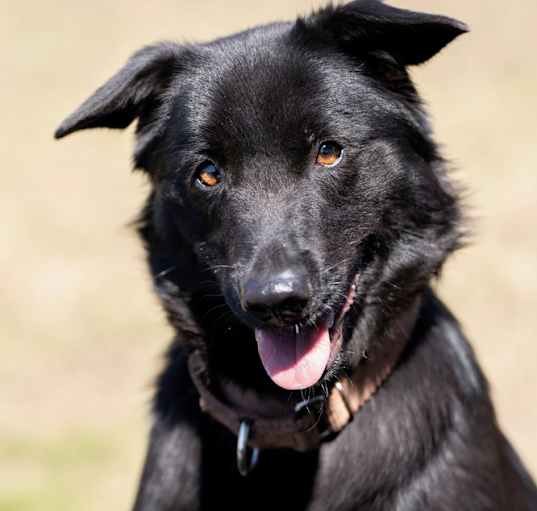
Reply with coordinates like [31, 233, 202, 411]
[178, 29, 371, 158]
[211, 41, 322, 143]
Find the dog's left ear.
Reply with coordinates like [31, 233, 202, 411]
[301, 0, 468, 66]
[54, 42, 181, 140]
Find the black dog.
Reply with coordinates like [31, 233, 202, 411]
[56, 1, 537, 509]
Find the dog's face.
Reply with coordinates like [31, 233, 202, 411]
[56, 1, 466, 393]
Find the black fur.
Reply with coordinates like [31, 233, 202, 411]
[56, 1, 537, 509]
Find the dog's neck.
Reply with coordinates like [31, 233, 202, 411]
[187, 297, 422, 453]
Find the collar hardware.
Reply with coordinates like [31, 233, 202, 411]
[237, 420, 260, 476]
[187, 299, 420, 474]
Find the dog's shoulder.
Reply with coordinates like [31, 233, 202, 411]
[413, 290, 489, 401]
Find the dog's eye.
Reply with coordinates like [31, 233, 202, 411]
[316, 142, 343, 167]
[195, 161, 223, 189]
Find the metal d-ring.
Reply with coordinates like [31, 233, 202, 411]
[237, 420, 260, 477]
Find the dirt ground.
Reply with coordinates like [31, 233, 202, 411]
[1, 1, 536, 509]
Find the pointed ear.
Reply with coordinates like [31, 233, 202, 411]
[54, 42, 181, 139]
[300, 0, 468, 66]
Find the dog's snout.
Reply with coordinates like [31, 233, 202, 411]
[241, 269, 312, 324]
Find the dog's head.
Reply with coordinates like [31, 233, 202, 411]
[56, 1, 467, 393]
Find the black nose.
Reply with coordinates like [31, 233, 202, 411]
[241, 269, 312, 324]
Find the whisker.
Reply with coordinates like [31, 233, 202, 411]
[208, 264, 235, 271]
[202, 303, 230, 319]
[321, 257, 353, 275]
[155, 266, 177, 280]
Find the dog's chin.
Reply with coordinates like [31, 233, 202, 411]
[252, 274, 359, 391]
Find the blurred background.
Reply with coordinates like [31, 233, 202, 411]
[1, 1, 536, 509]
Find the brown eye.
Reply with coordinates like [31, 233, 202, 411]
[316, 142, 343, 167]
[195, 161, 223, 189]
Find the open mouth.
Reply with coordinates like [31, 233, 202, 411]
[254, 275, 358, 390]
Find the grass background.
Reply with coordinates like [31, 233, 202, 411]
[1, 1, 536, 509]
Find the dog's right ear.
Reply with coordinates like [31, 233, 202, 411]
[299, 0, 468, 66]
[54, 42, 181, 140]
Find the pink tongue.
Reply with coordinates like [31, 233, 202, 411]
[255, 324, 331, 390]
